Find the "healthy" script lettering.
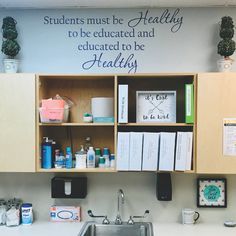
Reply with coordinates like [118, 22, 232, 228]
[128, 9, 183, 33]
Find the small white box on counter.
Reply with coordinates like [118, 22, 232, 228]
[50, 206, 81, 222]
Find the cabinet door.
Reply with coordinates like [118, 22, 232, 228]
[0, 74, 36, 172]
[197, 73, 236, 174]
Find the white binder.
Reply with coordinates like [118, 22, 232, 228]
[175, 132, 193, 171]
[129, 132, 143, 171]
[185, 132, 193, 171]
[158, 132, 176, 171]
[118, 85, 128, 123]
[142, 132, 160, 171]
[175, 132, 187, 171]
[117, 132, 130, 170]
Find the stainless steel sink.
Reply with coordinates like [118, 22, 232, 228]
[78, 221, 154, 236]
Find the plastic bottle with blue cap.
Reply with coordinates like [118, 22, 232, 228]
[103, 148, 110, 168]
[87, 147, 95, 168]
[65, 146, 73, 169]
[41, 137, 52, 169]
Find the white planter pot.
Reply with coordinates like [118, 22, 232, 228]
[217, 58, 233, 72]
[3, 59, 19, 73]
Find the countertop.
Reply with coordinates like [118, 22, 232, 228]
[0, 221, 236, 236]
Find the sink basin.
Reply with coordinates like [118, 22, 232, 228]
[78, 221, 154, 236]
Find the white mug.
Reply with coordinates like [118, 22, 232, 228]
[182, 208, 200, 224]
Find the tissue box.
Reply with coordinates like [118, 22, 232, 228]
[50, 206, 81, 222]
[42, 99, 65, 109]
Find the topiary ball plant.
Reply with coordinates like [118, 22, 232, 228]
[1, 16, 20, 58]
[217, 16, 235, 60]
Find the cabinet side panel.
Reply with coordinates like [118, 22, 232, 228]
[0, 74, 36, 172]
[197, 73, 236, 174]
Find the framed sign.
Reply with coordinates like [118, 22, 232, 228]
[197, 178, 227, 208]
[136, 91, 176, 123]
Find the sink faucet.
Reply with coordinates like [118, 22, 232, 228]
[115, 189, 125, 225]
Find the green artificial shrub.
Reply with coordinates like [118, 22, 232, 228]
[217, 16, 235, 59]
[1, 16, 20, 58]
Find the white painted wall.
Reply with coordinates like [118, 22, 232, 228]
[0, 173, 234, 224]
[0, 7, 236, 73]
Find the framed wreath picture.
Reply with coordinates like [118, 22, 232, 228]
[197, 178, 227, 208]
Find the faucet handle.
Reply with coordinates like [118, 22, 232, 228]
[102, 216, 110, 225]
[127, 210, 150, 224]
[88, 209, 105, 218]
[87, 210, 110, 224]
[115, 215, 123, 225]
[127, 216, 135, 225]
[133, 210, 150, 219]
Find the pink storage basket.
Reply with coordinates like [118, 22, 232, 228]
[39, 107, 69, 123]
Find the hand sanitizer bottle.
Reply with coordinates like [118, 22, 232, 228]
[103, 148, 110, 168]
[75, 145, 87, 169]
[95, 148, 101, 167]
[87, 147, 95, 168]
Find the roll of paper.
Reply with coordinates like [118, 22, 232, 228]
[91, 97, 114, 118]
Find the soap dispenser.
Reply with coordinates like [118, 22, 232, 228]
[75, 145, 87, 169]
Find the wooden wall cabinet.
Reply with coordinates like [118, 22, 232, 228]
[117, 74, 196, 173]
[36, 75, 116, 172]
[1, 72, 236, 174]
[0, 74, 36, 172]
[196, 73, 236, 174]
[36, 74, 196, 173]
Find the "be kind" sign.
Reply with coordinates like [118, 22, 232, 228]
[136, 91, 176, 123]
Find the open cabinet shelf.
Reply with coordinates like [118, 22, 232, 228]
[39, 123, 115, 127]
[36, 74, 116, 172]
[118, 123, 193, 127]
[37, 167, 117, 173]
[116, 74, 197, 173]
[36, 73, 196, 173]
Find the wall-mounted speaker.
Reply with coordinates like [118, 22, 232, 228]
[156, 173, 172, 201]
